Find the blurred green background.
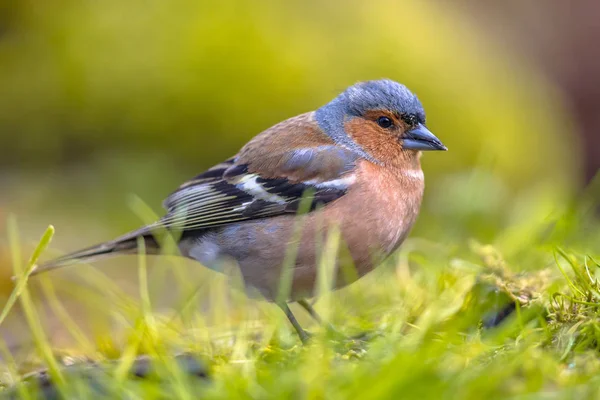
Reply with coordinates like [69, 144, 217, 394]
[0, 0, 595, 354]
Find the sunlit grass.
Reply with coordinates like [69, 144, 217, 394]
[0, 193, 599, 399]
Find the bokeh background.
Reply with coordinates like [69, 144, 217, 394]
[0, 0, 598, 354]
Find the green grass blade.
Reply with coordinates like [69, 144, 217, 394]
[0, 224, 54, 327]
[5, 217, 67, 394]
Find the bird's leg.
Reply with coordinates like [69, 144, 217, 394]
[297, 299, 323, 323]
[297, 299, 342, 336]
[278, 303, 311, 343]
[297, 299, 373, 341]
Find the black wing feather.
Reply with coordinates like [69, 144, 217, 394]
[160, 168, 349, 231]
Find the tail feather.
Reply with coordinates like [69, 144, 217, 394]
[30, 226, 159, 277]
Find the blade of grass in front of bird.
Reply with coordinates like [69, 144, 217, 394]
[137, 237, 155, 336]
[113, 315, 148, 383]
[128, 194, 194, 300]
[130, 194, 209, 337]
[114, 238, 154, 384]
[6, 216, 67, 394]
[0, 224, 54, 327]
[228, 277, 253, 371]
[136, 237, 194, 399]
[276, 190, 314, 306]
[316, 225, 341, 323]
[111, 238, 193, 399]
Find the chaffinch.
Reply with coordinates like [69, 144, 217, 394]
[33, 79, 446, 341]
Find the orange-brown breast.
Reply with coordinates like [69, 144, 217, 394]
[325, 160, 424, 267]
[283, 159, 425, 298]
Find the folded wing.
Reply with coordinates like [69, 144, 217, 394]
[31, 114, 361, 274]
[160, 144, 359, 231]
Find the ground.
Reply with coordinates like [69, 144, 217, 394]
[0, 206, 599, 399]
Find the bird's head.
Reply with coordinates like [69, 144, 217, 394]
[315, 79, 447, 164]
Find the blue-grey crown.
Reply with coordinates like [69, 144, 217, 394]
[340, 79, 425, 120]
[314, 79, 425, 162]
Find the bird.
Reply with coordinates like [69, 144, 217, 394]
[32, 79, 447, 342]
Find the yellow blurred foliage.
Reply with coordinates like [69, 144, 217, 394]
[0, 0, 579, 193]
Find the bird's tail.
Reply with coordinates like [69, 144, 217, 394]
[29, 226, 159, 277]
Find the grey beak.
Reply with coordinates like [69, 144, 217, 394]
[402, 124, 447, 151]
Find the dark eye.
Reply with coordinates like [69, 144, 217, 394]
[377, 116, 393, 129]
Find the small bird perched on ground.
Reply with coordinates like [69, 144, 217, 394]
[33, 79, 446, 342]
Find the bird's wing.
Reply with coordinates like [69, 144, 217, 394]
[160, 115, 360, 231]
[29, 114, 359, 275]
[160, 146, 358, 231]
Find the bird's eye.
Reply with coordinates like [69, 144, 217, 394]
[376, 116, 393, 129]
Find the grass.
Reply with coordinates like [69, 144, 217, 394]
[0, 187, 599, 399]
